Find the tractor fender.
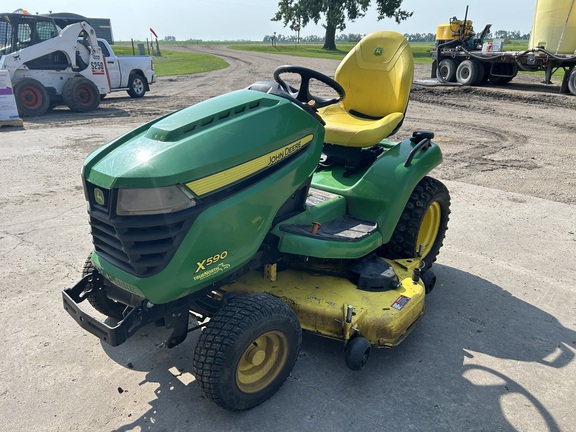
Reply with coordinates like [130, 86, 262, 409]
[362, 137, 443, 242]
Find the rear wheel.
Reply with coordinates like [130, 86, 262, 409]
[82, 256, 126, 320]
[193, 293, 301, 411]
[13, 78, 50, 117]
[378, 177, 450, 270]
[127, 73, 146, 98]
[569, 69, 576, 95]
[456, 60, 479, 86]
[438, 59, 457, 82]
[474, 61, 485, 85]
[63, 77, 100, 112]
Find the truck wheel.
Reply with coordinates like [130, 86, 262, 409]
[456, 60, 479, 86]
[378, 176, 451, 270]
[474, 62, 486, 85]
[13, 78, 50, 117]
[82, 256, 126, 320]
[63, 77, 100, 112]
[193, 293, 301, 411]
[567, 69, 576, 95]
[127, 73, 146, 98]
[437, 59, 457, 82]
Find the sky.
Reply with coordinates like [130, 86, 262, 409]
[2, 1, 537, 42]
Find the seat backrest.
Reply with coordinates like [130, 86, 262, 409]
[335, 31, 413, 118]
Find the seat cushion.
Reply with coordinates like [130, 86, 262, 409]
[319, 104, 404, 147]
[318, 31, 413, 148]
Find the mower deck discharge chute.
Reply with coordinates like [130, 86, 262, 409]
[63, 31, 451, 411]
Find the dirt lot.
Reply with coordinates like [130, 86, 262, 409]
[1, 46, 575, 431]
[15, 44, 576, 205]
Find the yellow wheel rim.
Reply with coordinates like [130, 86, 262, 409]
[417, 202, 441, 258]
[236, 330, 289, 394]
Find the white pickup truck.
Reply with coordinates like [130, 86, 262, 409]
[97, 39, 156, 98]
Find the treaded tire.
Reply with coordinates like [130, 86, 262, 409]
[569, 69, 576, 95]
[82, 255, 126, 320]
[127, 73, 146, 98]
[13, 78, 50, 117]
[378, 176, 450, 270]
[456, 60, 478, 86]
[62, 77, 100, 112]
[193, 293, 301, 411]
[438, 59, 457, 83]
[474, 61, 486, 85]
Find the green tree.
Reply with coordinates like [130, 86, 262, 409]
[272, 0, 412, 50]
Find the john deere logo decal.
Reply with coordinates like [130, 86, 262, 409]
[374, 47, 383, 56]
[94, 188, 105, 205]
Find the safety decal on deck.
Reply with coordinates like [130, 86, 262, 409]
[391, 295, 411, 310]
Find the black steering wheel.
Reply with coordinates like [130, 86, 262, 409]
[273, 65, 345, 109]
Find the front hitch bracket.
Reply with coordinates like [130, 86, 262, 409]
[62, 274, 192, 347]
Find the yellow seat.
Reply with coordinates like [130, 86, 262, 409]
[318, 31, 414, 148]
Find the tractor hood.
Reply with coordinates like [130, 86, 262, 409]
[83, 89, 322, 191]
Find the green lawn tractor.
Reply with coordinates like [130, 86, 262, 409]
[63, 31, 450, 411]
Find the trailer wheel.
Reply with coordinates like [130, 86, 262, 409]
[567, 69, 576, 95]
[82, 256, 126, 320]
[127, 73, 146, 98]
[63, 77, 100, 112]
[378, 176, 451, 270]
[456, 60, 479, 86]
[437, 59, 457, 82]
[474, 62, 485, 85]
[13, 78, 50, 117]
[193, 293, 301, 411]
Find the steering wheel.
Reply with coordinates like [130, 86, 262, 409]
[273, 65, 345, 109]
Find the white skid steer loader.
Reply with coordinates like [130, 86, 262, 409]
[0, 12, 110, 116]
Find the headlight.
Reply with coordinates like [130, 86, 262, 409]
[117, 185, 196, 216]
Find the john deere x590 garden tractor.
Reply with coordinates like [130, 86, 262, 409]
[63, 31, 451, 411]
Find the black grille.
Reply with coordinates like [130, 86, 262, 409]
[86, 184, 198, 278]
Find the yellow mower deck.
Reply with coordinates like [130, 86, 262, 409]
[224, 258, 426, 347]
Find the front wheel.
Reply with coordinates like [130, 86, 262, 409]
[13, 78, 50, 117]
[193, 293, 301, 411]
[345, 337, 371, 371]
[378, 176, 450, 270]
[438, 59, 457, 82]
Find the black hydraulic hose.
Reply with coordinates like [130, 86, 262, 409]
[459, 45, 573, 62]
[458, 45, 533, 61]
[532, 47, 575, 61]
